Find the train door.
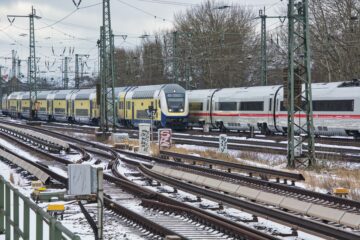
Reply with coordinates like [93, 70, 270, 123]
[66, 100, 69, 116]
[90, 100, 93, 118]
[267, 95, 273, 124]
[131, 102, 134, 122]
[71, 100, 75, 117]
[47, 100, 50, 115]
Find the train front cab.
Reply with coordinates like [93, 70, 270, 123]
[161, 89, 188, 130]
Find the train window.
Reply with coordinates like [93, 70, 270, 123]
[269, 99, 272, 111]
[313, 100, 354, 112]
[127, 101, 131, 109]
[206, 100, 209, 111]
[240, 101, 264, 111]
[189, 102, 203, 111]
[158, 100, 161, 107]
[281, 100, 354, 112]
[217, 102, 237, 111]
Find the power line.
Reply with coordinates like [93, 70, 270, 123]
[114, 0, 173, 23]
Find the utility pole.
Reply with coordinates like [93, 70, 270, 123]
[259, 8, 267, 86]
[75, 54, 89, 89]
[172, 31, 178, 84]
[256, 9, 286, 86]
[286, 0, 315, 168]
[11, 50, 17, 80]
[99, 0, 116, 133]
[8, 6, 41, 120]
[63, 57, 69, 89]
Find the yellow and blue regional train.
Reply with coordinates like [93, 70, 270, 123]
[1, 84, 189, 129]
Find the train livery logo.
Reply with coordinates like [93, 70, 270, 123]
[158, 128, 172, 149]
[218, 134, 228, 153]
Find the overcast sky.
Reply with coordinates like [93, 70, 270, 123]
[0, 0, 286, 81]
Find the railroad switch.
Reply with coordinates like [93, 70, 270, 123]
[47, 203, 65, 220]
[333, 188, 349, 198]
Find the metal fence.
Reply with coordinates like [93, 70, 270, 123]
[0, 176, 81, 240]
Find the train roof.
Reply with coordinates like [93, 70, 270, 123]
[8, 92, 25, 100]
[54, 89, 79, 100]
[188, 81, 360, 100]
[74, 88, 96, 100]
[128, 84, 185, 99]
[37, 90, 57, 100]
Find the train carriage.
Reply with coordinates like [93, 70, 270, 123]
[7, 92, 24, 118]
[36, 91, 54, 121]
[19, 92, 32, 119]
[120, 84, 188, 129]
[72, 88, 99, 124]
[188, 80, 360, 137]
[52, 90, 79, 122]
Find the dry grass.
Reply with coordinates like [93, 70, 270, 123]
[237, 151, 286, 167]
[167, 146, 239, 164]
[302, 168, 360, 200]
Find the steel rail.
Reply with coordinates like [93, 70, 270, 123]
[108, 161, 278, 240]
[139, 164, 360, 240]
[159, 150, 304, 180]
[115, 149, 360, 210]
[172, 137, 360, 162]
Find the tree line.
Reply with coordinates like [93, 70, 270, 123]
[114, 0, 359, 89]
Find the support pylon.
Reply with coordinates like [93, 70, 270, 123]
[8, 6, 41, 120]
[259, 8, 267, 86]
[64, 57, 69, 89]
[286, 0, 316, 168]
[99, 0, 116, 133]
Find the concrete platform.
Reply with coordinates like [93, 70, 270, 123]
[217, 182, 240, 194]
[339, 212, 360, 229]
[279, 197, 312, 214]
[202, 178, 222, 189]
[256, 192, 285, 207]
[236, 186, 261, 200]
[307, 204, 345, 223]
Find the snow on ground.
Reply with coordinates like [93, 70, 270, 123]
[0, 138, 40, 162]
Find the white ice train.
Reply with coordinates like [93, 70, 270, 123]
[187, 80, 360, 137]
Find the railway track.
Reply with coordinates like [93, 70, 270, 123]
[3, 120, 360, 239]
[7, 118, 359, 162]
[0, 120, 276, 240]
[115, 149, 360, 211]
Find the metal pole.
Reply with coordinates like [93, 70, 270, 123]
[100, 0, 116, 133]
[11, 50, 16, 81]
[75, 54, 79, 89]
[260, 8, 267, 86]
[29, 6, 38, 120]
[287, 0, 315, 168]
[172, 31, 178, 84]
[64, 57, 69, 89]
[97, 168, 104, 240]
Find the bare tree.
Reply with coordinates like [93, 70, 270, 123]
[310, 0, 360, 81]
[172, 0, 258, 88]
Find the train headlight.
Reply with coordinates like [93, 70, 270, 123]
[179, 108, 183, 112]
[169, 109, 172, 112]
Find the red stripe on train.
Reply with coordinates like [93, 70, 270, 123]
[189, 112, 360, 119]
